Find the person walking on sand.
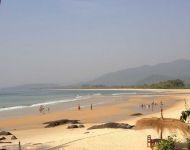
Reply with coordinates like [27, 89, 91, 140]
[91, 104, 92, 110]
[78, 104, 80, 111]
[39, 105, 43, 114]
[151, 101, 154, 111]
[160, 101, 164, 119]
[47, 107, 50, 113]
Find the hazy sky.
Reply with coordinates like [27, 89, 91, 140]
[0, 0, 190, 87]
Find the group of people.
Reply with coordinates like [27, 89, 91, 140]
[39, 105, 50, 114]
[39, 103, 93, 114]
[140, 101, 160, 111]
[78, 104, 93, 111]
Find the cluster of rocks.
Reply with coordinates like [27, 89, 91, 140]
[43, 119, 82, 128]
[0, 131, 17, 144]
[88, 122, 134, 130]
[43, 119, 86, 129]
[43, 119, 134, 131]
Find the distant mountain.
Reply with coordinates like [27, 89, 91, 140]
[85, 59, 190, 86]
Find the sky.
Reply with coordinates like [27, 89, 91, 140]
[0, 0, 190, 87]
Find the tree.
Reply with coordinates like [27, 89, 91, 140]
[180, 99, 190, 123]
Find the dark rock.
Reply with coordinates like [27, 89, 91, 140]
[0, 137, 6, 141]
[88, 122, 134, 130]
[130, 113, 143, 116]
[44, 119, 81, 128]
[67, 125, 79, 129]
[11, 135, 17, 140]
[67, 124, 85, 129]
[0, 131, 12, 136]
[78, 125, 85, 128]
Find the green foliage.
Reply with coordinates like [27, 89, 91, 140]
[180, 110, 190, 122]
[180, 99, 190, 123]
[186, 138, 190, 150]
[80, 79, 186, 89]
[147, 79, 185, 89]
[157, 138, 175, 150]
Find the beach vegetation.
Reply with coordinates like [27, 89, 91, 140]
[180, 99, 190, 123]
[147, 79, 185, 89]
[156, 135, 179, 150]
[186, 138, 190, 150]
[180, 110, 190, 123]
[80, 79, 186, 89]
[156, 138, 175, 150]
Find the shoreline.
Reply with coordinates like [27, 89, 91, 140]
[0, 89, 189, 150]
[0, 93, 183, 129]
[0, 88, 187, 120]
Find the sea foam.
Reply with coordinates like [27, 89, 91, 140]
[0, 95, 89, 112]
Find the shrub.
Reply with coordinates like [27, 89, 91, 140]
[186, 138, 190, 150]
[157, 138, 175, 150]
[180, 110, 190, 123]
[180, 99, 190, 123]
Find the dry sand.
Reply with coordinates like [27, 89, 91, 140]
[0, 89, 190, 150]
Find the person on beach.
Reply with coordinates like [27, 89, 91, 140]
[147, 104, 149, 109]
[78, 104, 81, 111]
[151, 101, 154, 111]
[91, 104, 92, 110]
[141, 104, 144, 109]
[47, 107, 50, 112]
[39, 105, 45, 114]
[160, 101, 164, 119]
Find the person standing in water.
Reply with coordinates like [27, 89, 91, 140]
[78, 104, 81, 111]
[47, 107, 50, 113]
[91, 104, 92, 110]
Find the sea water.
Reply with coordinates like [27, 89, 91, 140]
[0, 88, 155, 119]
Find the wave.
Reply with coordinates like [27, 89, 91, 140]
[0, 95, 90, 112]
[112, 92, 137, 96]
[0, 106, 29, 112]
[93, 93, 102, 96]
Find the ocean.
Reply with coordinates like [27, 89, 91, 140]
[0, 88, 155, 118]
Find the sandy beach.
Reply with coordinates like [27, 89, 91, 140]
[0, 89, 190, 150]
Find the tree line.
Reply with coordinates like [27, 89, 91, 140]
[80, 79, 188, 89]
